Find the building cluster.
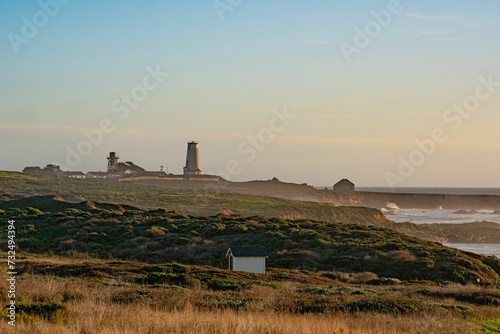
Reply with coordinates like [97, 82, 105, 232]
[23, 141, 221, 182]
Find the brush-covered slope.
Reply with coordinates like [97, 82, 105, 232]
[0, 172, 388, 225]
[1, 199, 499, 287]
[2, 171, 499, 243]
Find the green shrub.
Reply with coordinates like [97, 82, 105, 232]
[25, 207, 45, 216]
[6, 208, 24, 217]
[206, 278, 246, 291]
[217, 298, 249, 310]
[64, 208, 90, 217]
[211, 223, 226, 231]
[254, 280, 280, 289]
[234, 224, 248, 232]
[345, 298, 424, 314]
[174, 237, 193, 245]
[476, 318, 500, 334]
[17, 301, 68, 323]
[24, 224, 36, 233]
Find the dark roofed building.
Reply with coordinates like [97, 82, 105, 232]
[333, 178, 355, 192]
[226, 245, 267, 274]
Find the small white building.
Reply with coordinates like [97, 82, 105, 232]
[226, 245, 267, 274]
[86, 171, 108, 179]
[63, 171, 85, 179]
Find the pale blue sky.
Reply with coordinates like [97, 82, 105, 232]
[1, 1, 500, 186]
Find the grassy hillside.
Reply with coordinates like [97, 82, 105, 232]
[3, 171, 500, 245]
[1, 196, 499, 286]
[2, 172, 500, 332]
[1, 254, 499, 333]
[0, 172, 387, 225]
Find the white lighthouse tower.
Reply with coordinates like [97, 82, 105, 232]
[183, 141, 202, 176]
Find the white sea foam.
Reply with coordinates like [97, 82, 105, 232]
[385, 202, 400, 210]
[383, 208, 500, 224]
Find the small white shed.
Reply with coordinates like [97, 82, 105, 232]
[226, 245, 267, 274]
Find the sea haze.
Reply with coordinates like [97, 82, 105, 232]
[357, 187, 500, 196]
[445, 244, 500, 258]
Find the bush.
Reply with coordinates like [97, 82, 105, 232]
[24, 224, 36, 233]
[149, 226, 166, 237]
[25, 207, 45, 216]
[141, 272, 199, 287]
[353, 272, 379, 283]
[477, 318, 500, 333]
[174, 237, 193, 245]
[344, 297, 424, 314]
[206, 278, 246, 291]
[17, 301, 68, 323]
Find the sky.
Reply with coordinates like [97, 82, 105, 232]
[1, 0, 500, 187]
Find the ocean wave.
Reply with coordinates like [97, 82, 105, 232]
[384, 208, 500, 225]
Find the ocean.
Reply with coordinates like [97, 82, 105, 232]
[380, 206, 500, 224]
[356, 187, 500, 196]
[445, 244, 500, 257]
[379, 205, 500, 258]
[318, 187, 500, 258]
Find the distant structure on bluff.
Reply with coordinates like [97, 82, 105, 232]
[334, 178, 355, 192]
[23, 141, 221, 182]
[107, 152, 119, 174]
[183, 141, 202, 176]
[23, 164, 61, 176]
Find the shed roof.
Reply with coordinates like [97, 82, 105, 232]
[226, 245, 268, 257]
[63, 171, 85, 176]
[334, 178, 354, 186]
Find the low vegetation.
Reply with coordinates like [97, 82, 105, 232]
[0, 172, 387, 224]
[1, 196, 499, 286]
[1, 255, 499, 333]
[1, 171, 500, 332]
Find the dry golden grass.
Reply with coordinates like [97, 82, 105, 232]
[1, 302, 478, 334]
[0, 273, 486, 334]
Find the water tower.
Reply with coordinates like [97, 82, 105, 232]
[107, 152, 119, 174]
[183, 141, 201, 176]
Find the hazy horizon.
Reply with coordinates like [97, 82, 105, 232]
[2, 1, 500, 187]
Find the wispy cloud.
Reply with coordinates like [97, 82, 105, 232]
[389, 111, 442, 118]
[0, 124, 83, 133]
[408, 12, 459, 22]
[276, 135, 413, 148]
[415, 28, 456, 37]
[281, 39, 336, 46]
[316, 114, 366, 121]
